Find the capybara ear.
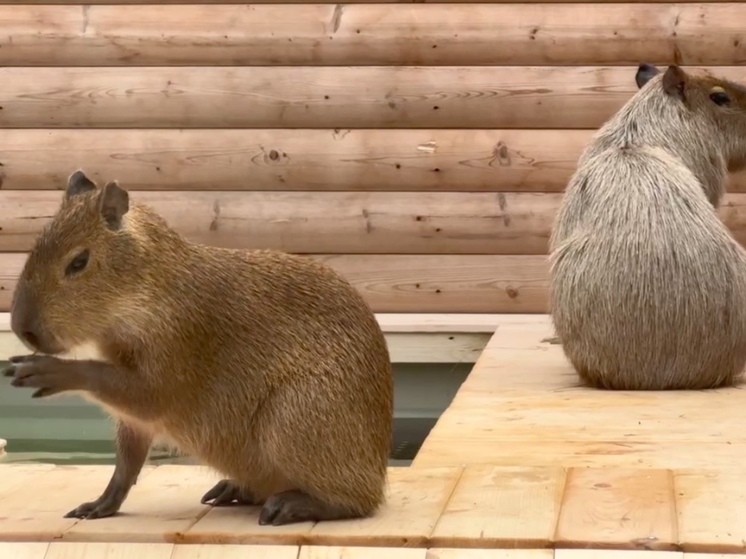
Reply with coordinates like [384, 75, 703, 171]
[635, 63, 661, 89]
[66, 169, 97, 199]
[661, 65, 688, 101]
[98, 180, 130, 230]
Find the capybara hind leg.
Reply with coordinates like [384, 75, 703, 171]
[201, 479, 259, 507]
[258, 489, 360, 526]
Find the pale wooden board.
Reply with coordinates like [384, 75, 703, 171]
[44, 542, 175, 559]
[0, 465, 153, 542]
[0, 463, 58, 498]
[2, 4, 744, 67]
[0, 542, 50, 559]
[184, 467, 463, 547]
[61, 465, 221, 543]
[6, 66, 746, 130]
[300, 547, 428, 559]
[555, 553, 685, 559]
[675, 469, 746, 553]
[0, 253, 551, 314]
[413, 316, 746, 469]
[429, 465, 565, 548]
[305, 467, 463, 547]
[555, 468, 677, 551]
[171, 543, 300, 559]
[0, 330, 488, 365]
[427, 551, 554, 559]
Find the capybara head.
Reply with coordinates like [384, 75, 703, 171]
[635, 63, 746, 172]
[10, 170, 145, 355]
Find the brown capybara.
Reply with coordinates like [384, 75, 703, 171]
[3, 170, 394, 525]
[548, 63, 746, 390]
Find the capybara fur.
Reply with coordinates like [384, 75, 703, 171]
[4, 170, 394, 525]
[548, 63, 746, 390]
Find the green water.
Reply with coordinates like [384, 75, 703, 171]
[0, 363, 471, 467]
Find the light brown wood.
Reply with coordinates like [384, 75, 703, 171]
[44, 542, 175, 559]
[0, 465, 153, 542]
[426, 552, 554, 559]
[171, 544, 300, 559]
[0, 0, 738, 4]
[0, 463, 57, 499]
[0, 190, 555, 254]
[2, 5, 744, 66]
[6, 190, 746, 255]
[0, 65, 710, 130]
[304, 467, 463, 547]
[675, 469, 746, 553]
[0, 543, 50, 559]
[555, 553, 684, 559]
[413, 316, 746, 470]
[0, 252, 551, 313]
[429, 465, 565, 548]
[555, 468, 677, 551]
[62, 465, 219, 543]
[0, 128, 589, 193]
[300, 546, 428, 559]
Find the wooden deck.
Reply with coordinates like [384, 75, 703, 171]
[1, 314, 745, 557]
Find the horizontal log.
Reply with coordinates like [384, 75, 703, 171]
[0, 0, 732, 3]
[0, 65, 671, 129]
[1, 4, 744, 66]
[0, 253, 550, 313]
[4, 129, 746, 193]
[4, 191, 746, 255]
[0, 190, 555, 254]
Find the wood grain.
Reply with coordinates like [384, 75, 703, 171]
[429, 465, 565, 548]
[304, 467, 463, 547]
[0, 252, 551, 314]
[0, 128, 588, 193]
[0, 190, 554, 255]
[1, 0, 738, 4]
[675, 468, 746, 553]
[0, 65, 699, 129]
[171, 545, 300, 559]
[427, 552, 554, 559]
[554, 468, 677, 550]
[44, 542, 175, 559]
[3, 5, 746, 66]
[0, 543, 50, 559]
[299, 549, 428, 559]
[5, 190, 746, 255]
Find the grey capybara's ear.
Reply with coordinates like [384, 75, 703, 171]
[635, 63, 661, 89]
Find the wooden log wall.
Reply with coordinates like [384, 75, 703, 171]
[2, 2, 746, 313]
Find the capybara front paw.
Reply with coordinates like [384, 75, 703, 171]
[64, 495, 121, 520]
[201, 479, 257, 507]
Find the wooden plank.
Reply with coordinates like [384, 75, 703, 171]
[6, 190, 746, 255]
[429, 465, 565, 548]
[299, 547, 428, 559]
[0, 465, 154, 542]
[184, 467, 462, 547]
[554, 468, 677, 551]
[0, 543, 49, 559]
[0, 253, 551, 314]
[556, 553, 684, 559]
[44, 542, 175, 559]
[0, 463, 58, 498]
[427, 552, 554, 559]
[0, 128, 590, 193]
[2, 5, 745, 67]
[171, 544, 300, 559]
[0, 190, 555, 255]
[0, 65, 711, 130]
[61, 465, 220, 543]
[675, 468, 746, 553]
[413, 316, 746, 469]
[1, 0, 740, 4]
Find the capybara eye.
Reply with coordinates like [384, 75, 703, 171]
[65, 249, 90, 276]
[709, 91, 731, 106]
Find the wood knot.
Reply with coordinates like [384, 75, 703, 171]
[268, 149, 280, 161]
[506, 287, 518, 299]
